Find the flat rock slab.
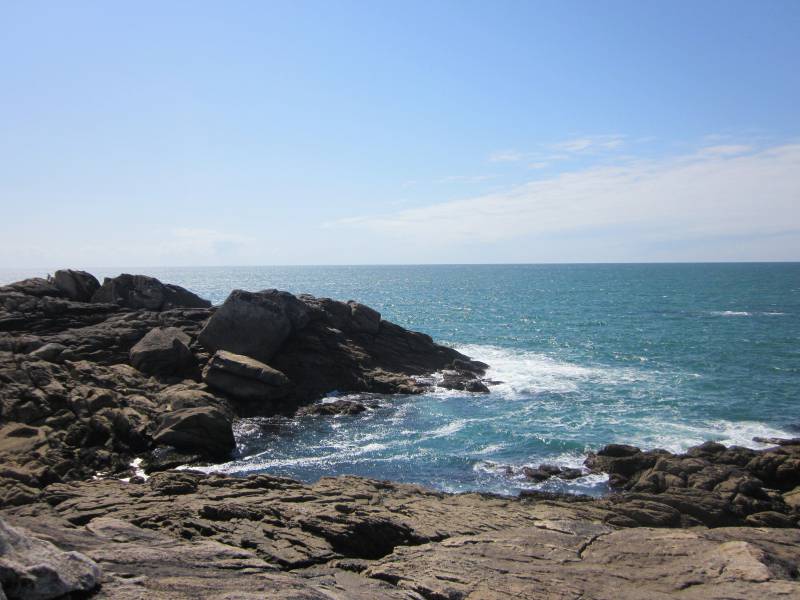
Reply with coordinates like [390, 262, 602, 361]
[202, 350, 291, 402]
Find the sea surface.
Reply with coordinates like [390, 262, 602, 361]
[3, 264, 799, 496]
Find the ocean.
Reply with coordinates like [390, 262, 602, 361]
[3, 263, 799, 495]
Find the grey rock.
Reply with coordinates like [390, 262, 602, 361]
[0, 517, 100, 599]
[198, 290, 295, 363]
[49, 269, 99, 302]
[347, 301, 381, 334]
[202, 350, 291, 403]
[27, 343, 66, 363]
[129, 326, 196, 376]
[152, 407, 235, 461]
[91, 274, 210, 310]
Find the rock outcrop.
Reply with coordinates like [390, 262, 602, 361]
[202, 350, 291, 404]
[91, 274, 211, 310]
[152, 407, 235, 461]
[1, 269, 798, 599]
[1, 472, 798, 599]
[0, 270, 488, 506]
[0, 516, 100, 599]
[129, 326, 196, 376]
[583, 440, 800, 527]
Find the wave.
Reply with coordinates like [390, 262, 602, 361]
[453, 343, 649, 398]
[619, 419, 794, 454]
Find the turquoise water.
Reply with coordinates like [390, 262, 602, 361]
[4, 264, 799, 495]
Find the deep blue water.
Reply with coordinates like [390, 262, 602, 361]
[3, 264, 799, 495]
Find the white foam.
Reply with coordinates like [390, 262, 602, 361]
[120, 458, 149, 483]
[623, 419, 794, 453]
[709, 310, 751, 317]
[454, 343, 648, 398]
[426, 419, 472, 438]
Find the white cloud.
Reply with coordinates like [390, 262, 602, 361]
[552, 134, 626, 153]
[698, 144, 752, 156]
[488, 150, 524, 162]
[331, 143, 800, 256]
[438, 175, 496, 183]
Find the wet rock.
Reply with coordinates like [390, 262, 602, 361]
[202, 350, 291, 403]
[0, 517, 100, 599]
[130, 326, 196, 376]
[152, 407, 235, 461]
[296, 399, 369, 416]
[438, 369, 490, 393]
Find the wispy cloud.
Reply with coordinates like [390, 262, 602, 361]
[698, 144, 752, 156]
[438, 174, 496, 183]
[551, 134, 626, 153]
[331, 143, 800, 257]
[488, 150, 524, 162]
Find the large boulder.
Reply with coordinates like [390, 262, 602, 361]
[198, 289, 308, 363]
[0, 517, 101, 599]
[49, 269, 99, 302]
[202, 350, 291, 402]
[129, 326, 196, 376]
[91, 274, 211, 310]
[152, 407, 235, 460]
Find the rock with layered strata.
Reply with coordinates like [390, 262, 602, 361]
[0, 517, 100, 599]
[202, 350, 291, 403]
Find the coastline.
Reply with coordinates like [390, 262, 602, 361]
[1, 270, 798, 599]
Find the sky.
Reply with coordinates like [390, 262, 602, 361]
[1, 0, 799, 267]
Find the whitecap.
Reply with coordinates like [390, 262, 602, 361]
[453, 343, 649, 399]
[709, 310, 751, 317]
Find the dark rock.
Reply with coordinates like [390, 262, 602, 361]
[91, 274, 210, 310]
[198, 289, 299, 363]
[438, 370, 490, 393]
[559, 468, 584, 480]
[28, 342, 66, 362]
[522, 467, 552, 482]
[296, 399, 368, 416]
[0, 517, 101, 599]
[49, 269, 100, 302]
[347, 301, 381, 334]
[744, 511, 797, 528]
[202, 350, 291, 403]
[152, 407, 235, 461]
[129, 326, 196, 376]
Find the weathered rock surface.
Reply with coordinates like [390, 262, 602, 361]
[1, 269, 798, 598]
[0, 473, 798, 599]
[152, 407, 235, 461]
[202, 350, 291, 404]
[0, 270, 487, 506]
[129, 326, 196, 376]
[584, 440, 800, 527]
[0, 516, 100, 599]
[91, 274, 211, 310]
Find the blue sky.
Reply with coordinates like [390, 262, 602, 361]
[1, 0, 798, 266]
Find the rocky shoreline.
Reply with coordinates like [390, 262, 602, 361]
[1, 270, 798, 599]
